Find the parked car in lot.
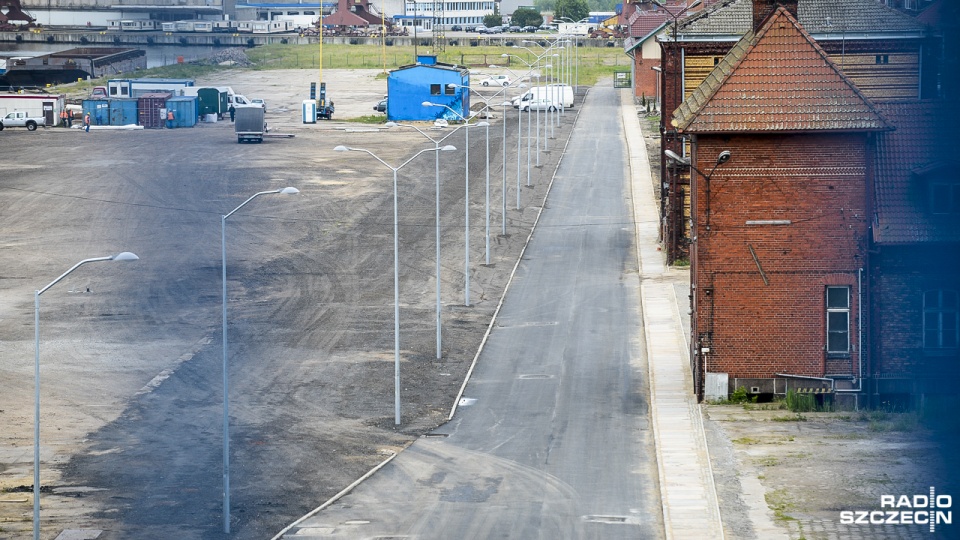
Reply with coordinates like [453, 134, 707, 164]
[479, 75, 511, 87]
[451, 25, 463, 31]
[522, 25, 538, 33]
[374, 99, 387, 113]
[474, 25, 488, 33]
[508, 25, 522, 33]
[251, 98, 266, 112]
[521, 98, 557, 112]
[487, 26, 503, 34]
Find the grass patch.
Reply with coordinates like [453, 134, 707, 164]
[765, 488, 797, 522]
[755, 456, 780, 467]
[772, 413, 808, 422]
[243, 43, 627, 86]
[785, 390, 832, 412]
[732, 436, 762, 445]
[345, 115, 388, 124]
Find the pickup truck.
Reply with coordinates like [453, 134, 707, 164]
[0, 111, 46, 131]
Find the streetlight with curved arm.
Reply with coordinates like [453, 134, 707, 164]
[33, 251, 139, 540]
[447, 83, 505, 266]
[383, 120, 467, 360]
[422, 101, 488, 307]
[334, 144, 455, 426]
[221, 186, 298, 533]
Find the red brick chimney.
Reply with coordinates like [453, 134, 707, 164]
[753, 0, 798, 30]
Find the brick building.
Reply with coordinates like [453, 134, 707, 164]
[655, 0, 930, 264]
[668, 1, 958, 407]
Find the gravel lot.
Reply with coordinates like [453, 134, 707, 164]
[0, 67, 572, 539]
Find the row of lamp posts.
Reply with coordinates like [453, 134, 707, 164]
[31, 35, 579, 539]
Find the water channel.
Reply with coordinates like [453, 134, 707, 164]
[0, 42, 222, 68]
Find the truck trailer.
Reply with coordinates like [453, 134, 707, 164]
[235, 105, 266, 143]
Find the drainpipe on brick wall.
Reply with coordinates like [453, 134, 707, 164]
[836, 267, 865, 397]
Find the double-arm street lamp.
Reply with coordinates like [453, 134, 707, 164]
[221, 186, 299, 533]
[33, 251, 139, 540]
[383, 120, 464, 360]
[334, 144, 454, 426]
[447, 83, 501, 266]
[422, 101, 488, 307]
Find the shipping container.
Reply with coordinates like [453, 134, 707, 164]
[81, 99, 110, 126]
[165, 96, 198, 128]
[109, 98, 138, 126]
[138, 93, 172, 129]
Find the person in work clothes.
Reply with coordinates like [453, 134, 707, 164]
[84, 113, 91, 133]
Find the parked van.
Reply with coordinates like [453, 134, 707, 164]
[512, 85, 574, 110]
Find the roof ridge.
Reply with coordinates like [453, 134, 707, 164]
[671, 6, 892, 132]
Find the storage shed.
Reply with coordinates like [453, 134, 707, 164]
[386, 55, 469, 122]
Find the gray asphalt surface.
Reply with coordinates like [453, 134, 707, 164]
[282, 85, 664, 539]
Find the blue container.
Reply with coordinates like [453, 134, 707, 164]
[108, 98, 138, 126]
[165, 96, 198, 128]
[81, 99, 109, 126]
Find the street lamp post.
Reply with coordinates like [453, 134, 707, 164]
[33, 251, 139, 540]
[334, 144, 454, 426]
[383, 120, 466, 360]
[422, 101, 488, 307]
[221, 186, 298, 534]
[665, 149, 731, 231]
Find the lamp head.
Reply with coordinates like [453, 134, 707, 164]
[384, 121, 398, 127]
[717, 150, 731, 165]
[279, 187, 300, 195]
[440, 145, 457, 151]
[334, 145, 349, 152]
[422, 101, 438, 107]
[111, 252, 139, 262]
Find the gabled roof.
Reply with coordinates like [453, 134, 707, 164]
[873, 101, 959, 245]
[672, 7, 891, 133]
[664, 0, 925, 39]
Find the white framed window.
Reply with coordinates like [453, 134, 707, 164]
[826, 286, 850, 354]
[924, 290, 959, 350]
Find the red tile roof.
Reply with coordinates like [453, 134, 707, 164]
[672, 6, 892, 133]
[872, 100, 959, 244]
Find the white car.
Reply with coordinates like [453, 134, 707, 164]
[521, 98, 557, 112]
[251, 98, 266, 112]
[479, 75, 511, 87]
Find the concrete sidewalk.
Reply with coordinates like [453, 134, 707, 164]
[620, 90, 724, 540]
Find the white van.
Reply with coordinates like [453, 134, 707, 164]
[512, 85, 574, 109]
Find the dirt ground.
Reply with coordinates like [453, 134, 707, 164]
[0, 67, 572, 539]
[2, 64, 958, 540]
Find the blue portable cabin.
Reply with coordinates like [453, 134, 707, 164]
[165, 96, 199, 128]
[108, 98, 138, 126]
[386, 55, 469, 122]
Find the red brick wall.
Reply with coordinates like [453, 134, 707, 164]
[871, 245, 960, 377]
[632, 53, 659, 100]
[691, 133, 869, 379]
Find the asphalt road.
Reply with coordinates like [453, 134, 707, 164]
[282, 86, 664, 538]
